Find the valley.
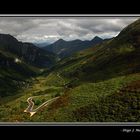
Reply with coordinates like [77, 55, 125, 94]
[0, 18, 140, 122]
[1, 71, 139, 122]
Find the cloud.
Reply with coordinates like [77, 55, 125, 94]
[0, 16, 138, 43]
[0, 17, 38, 36]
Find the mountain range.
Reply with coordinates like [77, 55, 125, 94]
[0, 34, 56, 68]
[38, 18, 140, 122]
[43, 36, 103, 58]
[0, 18, 140, 122]
[33, 42, 50, 48]
[0, 34, 57, 97]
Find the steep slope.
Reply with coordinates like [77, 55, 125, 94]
[0, 34, 56, 68]
[0, 33, 56, 97]
[34, 18, 140, 122]
[0, 50, 37, 97]
[51, 19, 140, 83]
[43, 36, 103, 58]
[0, 19, 140, 122]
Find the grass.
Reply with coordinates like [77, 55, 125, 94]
[0, 19, 140, 122]
[0, 51, 38, 97]
[0, 74, 66, 122]
[0, 72, 140, 122]
[0, 69, 139, 122]
[24, 73, 140, 122]
[44, 73, 65, 86]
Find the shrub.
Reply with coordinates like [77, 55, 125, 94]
[35, 100, 41, 105]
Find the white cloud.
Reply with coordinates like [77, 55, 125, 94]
[0, 17, 138, 43]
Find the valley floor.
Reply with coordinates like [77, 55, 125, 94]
[0, 72, 140, 122]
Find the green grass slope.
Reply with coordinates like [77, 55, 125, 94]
[0, 50, 39, 97]
[0, 19, 140, 122]
[34, 18, 140, 122]
[51, 18, 140, 86]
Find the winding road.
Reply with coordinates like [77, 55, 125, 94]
[24, 96, 59, 117]
[57, 72, 68, 88]
[24, 97, 34, 112]
[57, 73, 65, 83]
[24, 73, 65, 117]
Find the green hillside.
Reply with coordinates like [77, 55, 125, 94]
[0, 19, 140, 122]
[0, 49, 39, 97]
[0, 33, 57, 98]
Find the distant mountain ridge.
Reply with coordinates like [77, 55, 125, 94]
[1, 19, 140, 122]
[50, 19, 140, 83]
[0, 33, 57, 97]
[33, 42, 50, 48]
[0, 34, 56, 68]
[43, 36, 103, 58]
[41, 19, 140, 122]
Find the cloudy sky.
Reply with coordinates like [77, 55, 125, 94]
[0, 16, 139, 43]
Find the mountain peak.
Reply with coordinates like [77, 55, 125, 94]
[53, 39, 66, 46]
[90, 36, 103, 45]
[91, 36, 103, 41]
[57, 38, 65, 42]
